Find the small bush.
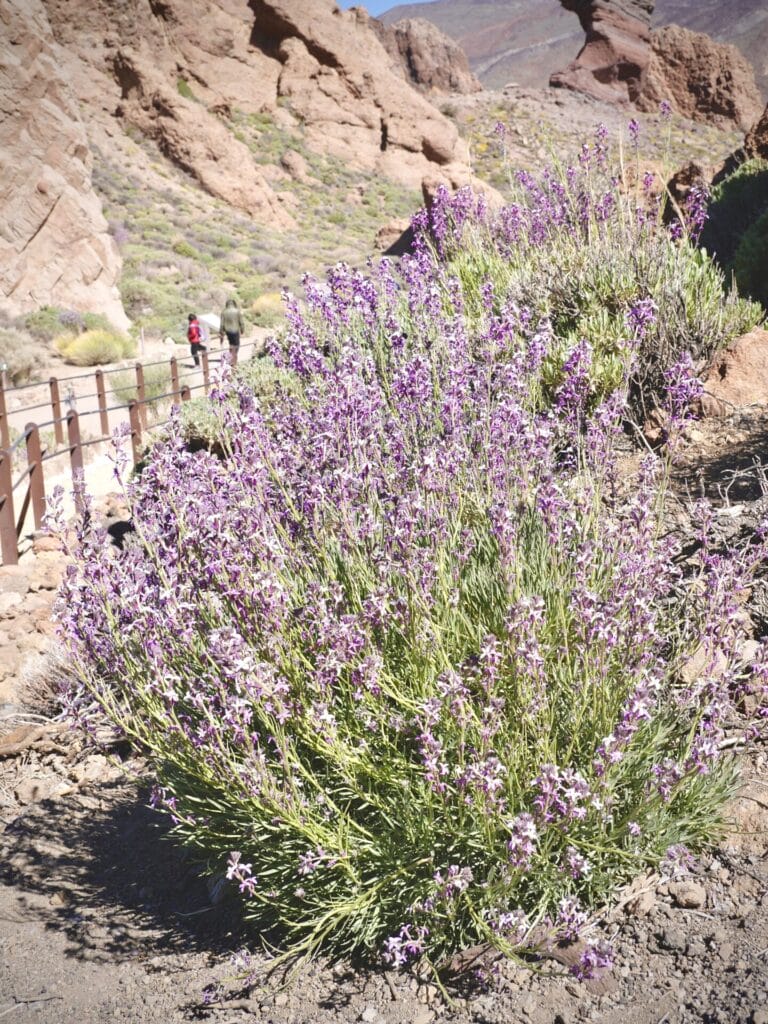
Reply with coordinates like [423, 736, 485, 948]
[732, 209, 768, 309]
[250, 290, 284, 327]
[173, 239, 198, 260]
[176, 78, 196, 101]
[55, 330, 135, 366]
[0, 328, 45, 385]
[111, 363, 172, 413]
[24, 306, 65, 342]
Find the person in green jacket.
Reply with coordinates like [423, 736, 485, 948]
[219, 298, 245, 366]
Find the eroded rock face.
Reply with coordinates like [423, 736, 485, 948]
[0, 0, 127, 327]
[249, 0, 470, 187]
[113, 49, 295, 229]
[638, 25, 763, 130]
[550, 0, 654, 104]
[700, 329, 768, 417]
[370, 16, 482, 95]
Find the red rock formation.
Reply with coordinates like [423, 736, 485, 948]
[550, 0, 654, 104]
[0, 0, 127, 327]
[369, 16, 482, 95]
[638, 25, 763, 130]
[700, 329, 768, 417]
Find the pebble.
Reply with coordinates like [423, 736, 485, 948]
[668, 880, 706, 909]
[752, 1011, 768, 1024]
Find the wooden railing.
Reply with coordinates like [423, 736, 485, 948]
[0, 343, 258, 565]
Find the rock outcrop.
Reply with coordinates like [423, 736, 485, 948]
[0, 0, 127, 327]
[113, 49, 295, 229]
[249, 0, 469, 188]
[638, 25, 763, 130]
[550, 0, 654, 104]
[370, 16, 482, 95]
[700, 329, 768, 417]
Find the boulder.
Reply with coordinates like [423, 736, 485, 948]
[0, 0, 128, 328]
[369, 16, 482, 95]
[700, 330, 768, 418]
[638, 24, 763, 131]
[550, 0, 654, 104]
[113, 49, 295, 229]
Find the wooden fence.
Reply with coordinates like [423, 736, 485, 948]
[0, 343, 256, 565]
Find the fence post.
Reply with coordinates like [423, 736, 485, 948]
[170, 356, 179, 399]
[180, 385, 191, 403]
[0, 373, 8, 449]
[128, 400, 142, 466]
[25, 423, 46, 532]
[201, 349, 210, 396]
[67, 410, 83, 477]
[0, 449, 17, 565]
[95, 370, 109, 438]
[135, 362, 148, 430]
[49, 377, 64, 447]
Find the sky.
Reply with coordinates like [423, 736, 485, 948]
[338, 0, 438, 15]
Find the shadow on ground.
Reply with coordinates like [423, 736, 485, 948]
[0, 777, 247, 966]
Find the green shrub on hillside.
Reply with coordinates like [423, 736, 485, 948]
[55, 330, 135, 366]
[702, 158, 768, 268]
[733, 209, 768, 310]
[0, 329, 45, 386]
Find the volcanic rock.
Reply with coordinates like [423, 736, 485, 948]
[0, 0, 127, 327]
[638, 24, 762, 130]
[370, 16, 482, 95]
[550, 0, 655, 105]
[249, 0, 470, 187]
[113, 49, 295, 229]
[700, 329, 768, 417]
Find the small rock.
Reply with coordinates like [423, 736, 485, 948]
[626, 890, 656, 917]
[751, 1010, 768, 1024]
[658, 926, 687, 952]
[412, 1010, 434, 1024]
[32, 534, 62, 554]
[668, 880, 706, 909]
[274, 992, 289, 1008]
[718, 942, 735, 962]
[0, 591, 23, 618]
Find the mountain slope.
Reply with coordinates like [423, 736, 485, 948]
[381, 0, 768, 98]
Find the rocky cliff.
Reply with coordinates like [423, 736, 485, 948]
[639, 24, 763, 130]
[549, 0, 654, 104]
[370, 16, 482, 95]
[248, 0, 469, 186]
[0, 0, 127, 327]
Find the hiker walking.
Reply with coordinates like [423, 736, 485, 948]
[187, 313, 206, 367]
[219, 298, 244, 366]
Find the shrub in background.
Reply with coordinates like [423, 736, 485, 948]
[250, 291, 284, 328]
[58, 131, 768, 975]
[732, 208, 768, 311]
[111, 363, 172, 414]
[55, 329, 135, 366]
[0, 328, 46, 385]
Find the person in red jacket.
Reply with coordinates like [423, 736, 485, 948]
[187, 313, 206, 367]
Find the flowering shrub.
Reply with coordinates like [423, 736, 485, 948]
[428, 124, 762, 415]
[56, 136, 768, 975]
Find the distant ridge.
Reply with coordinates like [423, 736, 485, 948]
[380, 0, 768, 98]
